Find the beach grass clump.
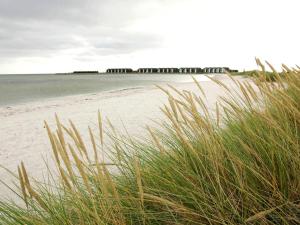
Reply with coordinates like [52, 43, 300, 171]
[232, 70, 281, 81]
[0, 61, 299, 224]
[232, 61, 287, 81]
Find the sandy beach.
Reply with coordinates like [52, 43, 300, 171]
[0, 75, 245, 199]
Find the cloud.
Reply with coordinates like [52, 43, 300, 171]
[0, 0, 299, 73]
[0, 0, 163, 60]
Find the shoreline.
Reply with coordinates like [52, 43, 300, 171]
[0, 74, 212, 108]
[0, 85, 148, 115]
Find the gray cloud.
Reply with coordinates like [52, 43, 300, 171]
[0, 0, 163, 60]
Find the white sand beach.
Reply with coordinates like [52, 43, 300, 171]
[0, 75, 245, 199]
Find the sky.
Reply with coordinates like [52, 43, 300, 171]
[0, 0, 299, 73]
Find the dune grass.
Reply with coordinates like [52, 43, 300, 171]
[0, 60, 299, 224]
[231, 62, 287, 81]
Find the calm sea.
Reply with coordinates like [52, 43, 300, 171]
[0, 73, 206, 106]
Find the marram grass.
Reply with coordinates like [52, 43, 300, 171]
[0, 60, 300, 224]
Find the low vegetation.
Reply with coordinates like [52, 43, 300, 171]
[0, 60, 299, 224]
[231, 66, 286, 81]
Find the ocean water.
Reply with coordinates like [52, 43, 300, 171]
[0, 73, 207, 106]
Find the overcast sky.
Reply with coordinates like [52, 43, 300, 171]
[0, 0, 299, 73]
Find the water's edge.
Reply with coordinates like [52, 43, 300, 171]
[0, 74, 210, 107]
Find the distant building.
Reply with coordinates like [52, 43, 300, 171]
[203, 67, 231, 73]
[179, 68, 202, 74]
[157, 68, 179, 73]
[105, 67, 237, 74]
[137, 68, 159, 73]
[106, 68, 133, 74]
[137, 68, 180, 73]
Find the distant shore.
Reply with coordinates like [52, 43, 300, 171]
[54, 66, 238, 75]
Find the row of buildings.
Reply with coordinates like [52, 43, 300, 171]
[106, 67, 238, 74]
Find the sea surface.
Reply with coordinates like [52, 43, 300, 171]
[0, 73, 207, 106]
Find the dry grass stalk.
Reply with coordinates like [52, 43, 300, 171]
[19, 162, 48, 211]
[53, 134, 75, 182]
[55, 114, 66, 151]
[192, 76, 206, 98]
[88, 126, 100, 169]
[143, 193, 202, 219]
[207, 75, 231, 93]
[174, 100, 188, 124]
[69, 120, 90, 163]
[44, 121, 60, 165]
[156, 85, 171, 97]
[245, 207, 277, 223]
[101, 163, 126, 225]
[147, 126, 165, 154]
[17, 166, 28, 207]
[68, 144, 92, 194]
[168, 96, 179, 122]
[134, 155, 144, 206]
[134, 155, 146, 224]
[98, 110, 104, 147]
[62, 125, 85, 159]
[215, 102, 220, 127]
[167, 84, 186, 99]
